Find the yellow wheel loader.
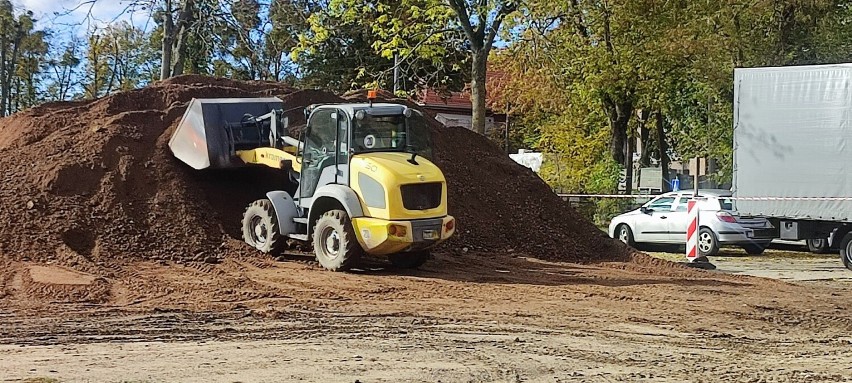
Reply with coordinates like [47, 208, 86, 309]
[168, 96, 455, 271]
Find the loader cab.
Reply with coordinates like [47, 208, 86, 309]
[296, 104, 432, 206]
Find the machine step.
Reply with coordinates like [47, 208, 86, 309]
[293, 217, 308, 224]
[288, 233, 309, 241]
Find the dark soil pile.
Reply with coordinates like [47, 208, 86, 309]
[0, 75, 632, 268]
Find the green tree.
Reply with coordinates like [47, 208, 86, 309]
[0, 4, 48, 115]
[83, 22, 158, 98]
[293, 0, 469, 94]
[46, 41, 82, 101]
[445, 0, 518, 134]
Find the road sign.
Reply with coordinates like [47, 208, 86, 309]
[672, 178, 680, 192]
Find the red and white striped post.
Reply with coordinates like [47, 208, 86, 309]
[686, 199, 699, 262]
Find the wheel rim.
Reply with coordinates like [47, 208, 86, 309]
[321, 226, 341, 259]
[809, 239, 826, 249]
[618, 227, 630, 243]
[698, 232, 713, 253]
[845, 240, 852, 263]
[250, 215, 267, 246]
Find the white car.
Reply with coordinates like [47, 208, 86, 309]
[608, 190, 775, 256]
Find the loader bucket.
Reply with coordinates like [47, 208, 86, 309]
[168, 97, 284, 169]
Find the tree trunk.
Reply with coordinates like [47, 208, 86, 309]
[160, 0, 174, 80]
[470, 50, 488, 135]
[638, 116, 651, 167]
[0, 25, 7, 117]
[7, 26, 20, 113]
[604, 96, 633, 166]
[625, 128, 634, 195]
[171, 0, 195, 77]
[656, 112, 670, 192]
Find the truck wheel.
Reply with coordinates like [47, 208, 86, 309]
[388, 251, 431, 269]
[242, 199, 284, 254]
[807, 238, 829, 254]
[617, 224, 637, 248]
[742, 244, 765, 255]
[313, 210, 361, 271]
[698, 228, 720, 256]
[840, 233, 852, 271]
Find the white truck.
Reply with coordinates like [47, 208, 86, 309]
[733, 63, 852, 270]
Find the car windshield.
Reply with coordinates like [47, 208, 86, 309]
[352, 112, 432, 158]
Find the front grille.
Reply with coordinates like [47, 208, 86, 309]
[401, 182, 442, 210]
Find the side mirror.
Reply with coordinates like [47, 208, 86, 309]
[640, 206, 653, 214]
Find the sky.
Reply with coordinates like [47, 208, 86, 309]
[11, 0, 154, 32]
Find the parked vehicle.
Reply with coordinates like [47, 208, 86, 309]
[733, 64, 852, 270]
[608, 190, 774, 256]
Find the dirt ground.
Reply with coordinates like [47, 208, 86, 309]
[2, 250, 852, 383]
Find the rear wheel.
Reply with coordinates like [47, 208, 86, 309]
[388, 251, 431, 269]
[742, 244, 766, 255]
[807, 238, 830, 254]
[313, 210, 362, 272]
[839, 233, 852, 271]
[242, 199, 284, 254]
[617, 224, 636, 248]
[698, 228, 720, 256]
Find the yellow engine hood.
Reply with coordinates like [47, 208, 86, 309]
[350, 152, 448, 221]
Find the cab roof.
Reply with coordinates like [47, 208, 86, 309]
[312, 103, 408, 118]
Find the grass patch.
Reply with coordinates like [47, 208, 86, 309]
[23, 378, 60, 383]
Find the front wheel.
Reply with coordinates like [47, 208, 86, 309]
[616, 224, 636, 248]
[242, 199, 284, 254]
[697, 228, 720, 256]
[313, 210, 362, 272]
[839, 233, 852, 271]
[807, 238, 830, 254]
[388, 251, 430, 269]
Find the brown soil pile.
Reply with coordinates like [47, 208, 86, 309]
[0, 75, 632, 268]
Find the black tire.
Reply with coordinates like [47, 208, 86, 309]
[616, 224, 637, 248]
[807, 238, 830, 254]
[313, 209, 362, 271]
[839, 233, 852, 271]
[242, 199, 284, 254]
[742, 244, 765, 255]
[697, 227, 720, 256]
[388, 251, 431, 269]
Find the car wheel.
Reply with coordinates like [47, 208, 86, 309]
[742, 244, 765, 255]
[697, 228, 720, 256]
[617, 224, 636, 248]
[839, 233, 852, 271]
[807, 238, 829, 254]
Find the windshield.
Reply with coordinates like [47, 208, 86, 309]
[352, 112, 433, 158]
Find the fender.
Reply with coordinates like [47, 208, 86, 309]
[266, 191, 299, 235]
[307, 184, 365, 234]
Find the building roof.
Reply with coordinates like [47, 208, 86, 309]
[416, 70, 509, 113]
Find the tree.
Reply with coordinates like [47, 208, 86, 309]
[11, 14, 48, 111]
[0, 0, 14, 116]
[83, 22, 157, 98]
[46, 41, 82, 101]
[445, 0, 518, 134]
[0, 4, 48, 115]
[159, 0, 196, 79]
[342, 0, 517, 133]
[293, 0, 469, 93]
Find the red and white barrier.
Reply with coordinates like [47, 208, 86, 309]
[686, 200, 699, 262]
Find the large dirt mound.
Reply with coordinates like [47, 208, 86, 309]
[0, 75, 632, 268]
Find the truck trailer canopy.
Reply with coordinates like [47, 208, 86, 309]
[733, 63, 852, 221]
